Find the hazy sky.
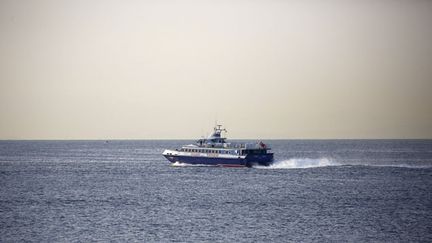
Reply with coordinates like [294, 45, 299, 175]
[1, 0, 431, 139]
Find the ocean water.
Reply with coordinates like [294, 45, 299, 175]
[1, 140, 431, 242]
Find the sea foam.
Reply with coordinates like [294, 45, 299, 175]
[255, 157, 337, 169]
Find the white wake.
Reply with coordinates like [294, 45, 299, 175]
[171, 162, 215, 167]
[255, 158, 432, 169]
[255, 158, 338, 169]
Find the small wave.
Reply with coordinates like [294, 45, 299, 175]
[256, 158, 337, 169]
[359, 163, 432, 169]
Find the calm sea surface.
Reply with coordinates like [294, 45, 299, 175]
[1, 140, 431, 242]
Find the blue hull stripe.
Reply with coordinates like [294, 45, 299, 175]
[164, 154, 273, 166]
[164, 155, 246, 166]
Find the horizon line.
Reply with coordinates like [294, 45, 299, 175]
[1, 138, 431, 141]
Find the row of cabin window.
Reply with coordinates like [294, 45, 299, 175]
[182, 148, 234, 154]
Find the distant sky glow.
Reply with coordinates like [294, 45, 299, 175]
[1, 0, 431, 139]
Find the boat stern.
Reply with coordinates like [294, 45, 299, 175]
[245, 152, 274, 166]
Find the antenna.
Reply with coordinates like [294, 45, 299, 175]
[214, 113, 218, 128]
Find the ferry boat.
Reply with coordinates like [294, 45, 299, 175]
[162, 125, 273, 167]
